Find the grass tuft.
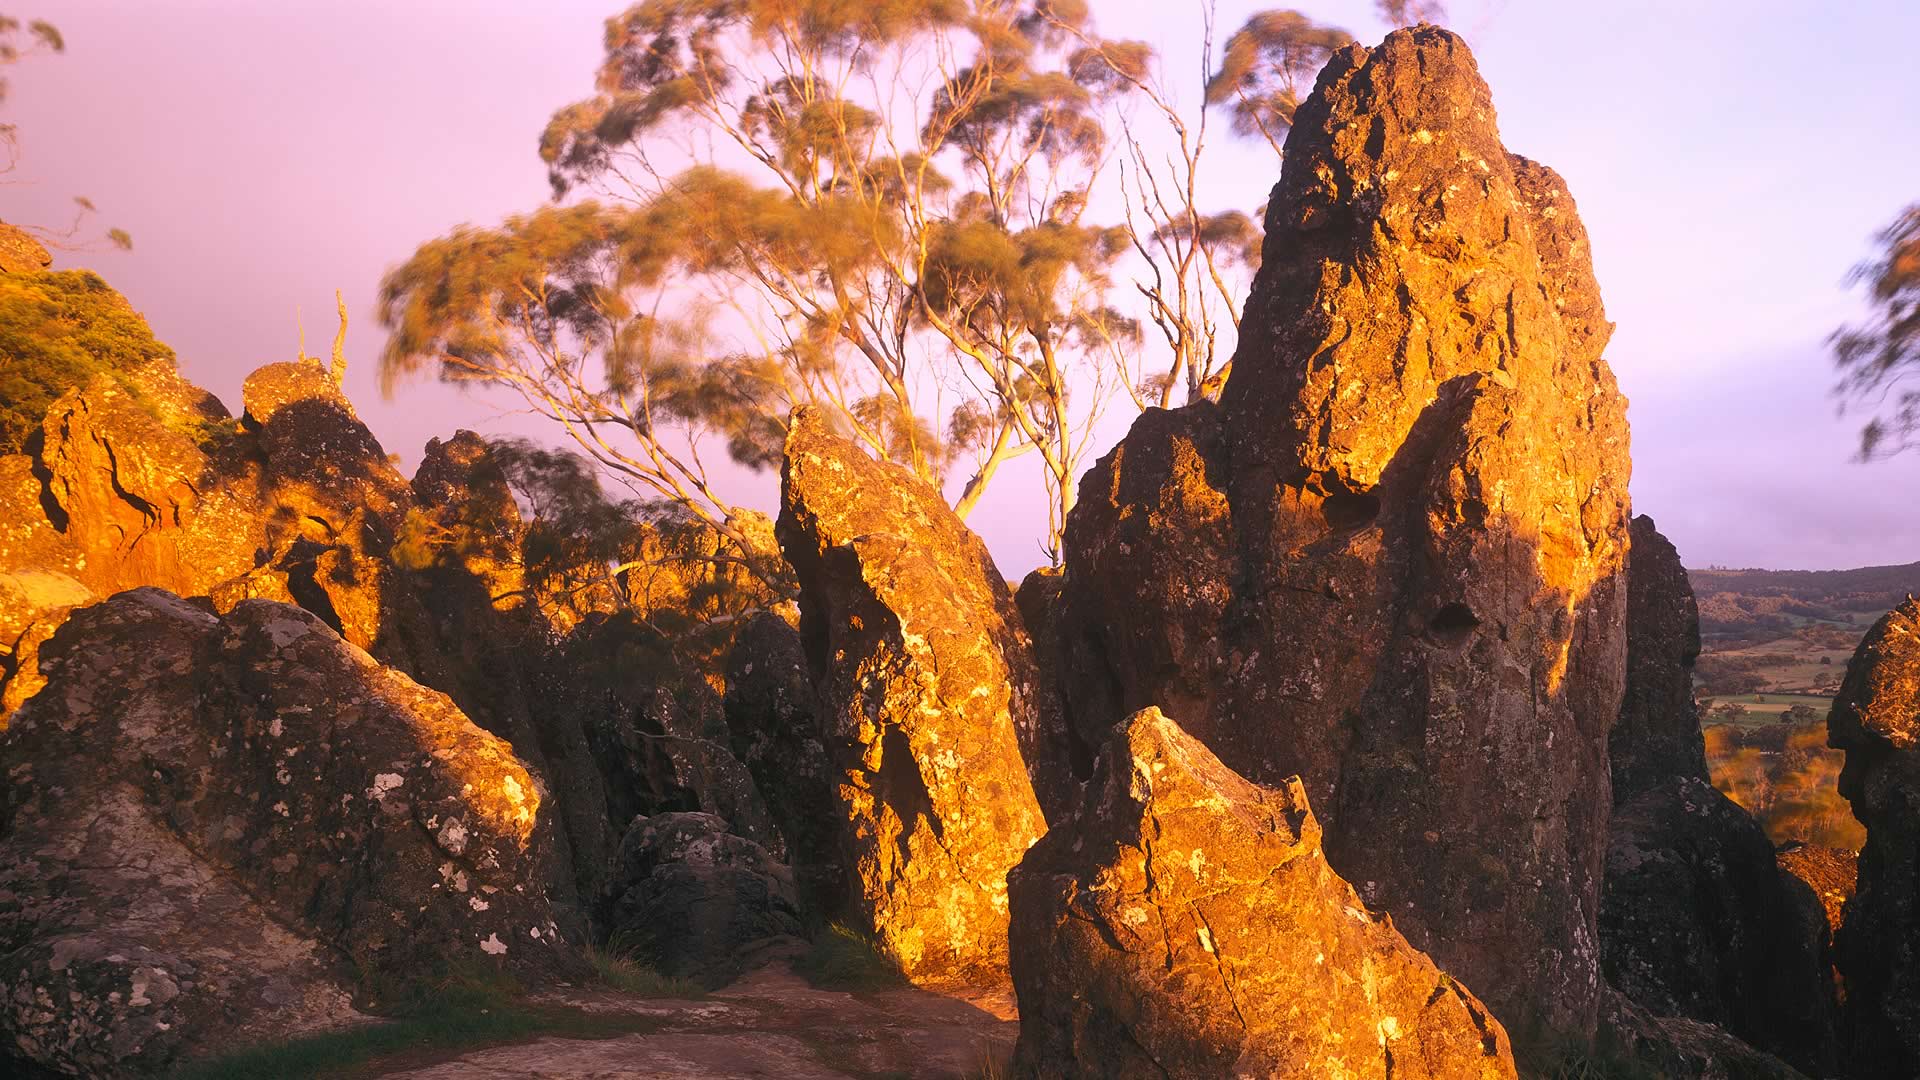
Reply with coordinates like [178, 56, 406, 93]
[794, 923, 908, 992]
[585, 945, 704, 998]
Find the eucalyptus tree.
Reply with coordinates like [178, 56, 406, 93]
[382, 0, 1156, 564]
[381, 1, 1424, 566]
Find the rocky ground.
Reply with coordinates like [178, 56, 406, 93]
[378, 952, 1015, 1080]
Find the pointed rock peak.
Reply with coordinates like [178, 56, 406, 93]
[1225, 23, 1612, 495]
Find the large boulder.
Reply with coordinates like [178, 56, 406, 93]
[1598, 517, 1838, 1075]
[1008, 707, 1517, 1079]
[1829, 597, 1920, 1074]
[775, 408, 1054, 986]
[1050, 25, 1630, 1037]
[0, 589, 573, 1076]
[599, 812, 802, 989]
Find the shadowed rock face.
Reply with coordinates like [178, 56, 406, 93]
[724, 612, 847, 922]
[1830, 598, 1920, 1075]
[0, 589, 574, 1075]
[1008, 707, 1517, 1080]
[1611, 516, 1709, 796]
[1598, 515, 1838, 1075]
[775, 409, 1055, 987]
[1052, 25, 1629, 1037]
[600, 811, 802, 989]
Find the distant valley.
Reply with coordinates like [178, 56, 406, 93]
[1687, 560, 1920, 849]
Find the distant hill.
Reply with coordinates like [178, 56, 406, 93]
[1684, 561, 1920, 699]
[1689, 561, 1920, 607]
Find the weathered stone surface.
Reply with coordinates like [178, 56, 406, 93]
[724, 612, 845, 921]
[776, 408, 1052, 986]
[1598, 516, 1837, 1074]
[1595, 990, 1809, 1080]
[0, 589, 575, 1074]
[601, 812, 802, 989]
[1050, 26, 1629, 1037]
[1600, 777, 1837, 1075]
[1008, 707, 1516, 1079]
[0, 223, 51, 274]
[1830, 598, 1920, 1075]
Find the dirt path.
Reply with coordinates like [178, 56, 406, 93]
[377, 954, 1017, 1079]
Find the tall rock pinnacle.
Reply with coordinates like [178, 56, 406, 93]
[1051, 26, 1632, 1038]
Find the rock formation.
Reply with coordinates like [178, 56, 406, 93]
[600, 812, 802, 988]
[0, 589, 572, 1075]
[724, 611, 846, 920]
[776, 408, 1055, 985]
[1008, 707, 1517, 1079]
[1049, 25, 1629, 1036]
[0, 223, 51, 274]
[1830, 597, 1920, 1075]
[0, 299, 780, 933]
[1599, 516, 1837, 1074]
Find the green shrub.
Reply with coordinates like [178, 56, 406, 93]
[0, 269, 175, 455]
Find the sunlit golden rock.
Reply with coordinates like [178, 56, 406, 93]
[777, 407, 1057, 987]
[1009, 707, 1517, 1079]
[1049, 25, 1631, 1037]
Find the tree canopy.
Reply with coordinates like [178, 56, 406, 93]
[382, 1, 1384, 566]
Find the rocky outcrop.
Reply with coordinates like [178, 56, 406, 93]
[776, 409, 1054, 986]
[1600, 777, 1836, 1075]
[1830, 598, 1920, 1075]
[1049, 25, 1629, 1036]
[0, 320, 781, 930]
[600, 812, 802, 989]
[1599, 516, 1838, 1074]
[548, 611, 781, 862]
[723, 612, 845, 920]
[0, 223, 51, 274]
[0, 589, 573, 1075]
[1594, 991, 1808, 1080]
[1007, 707, 1517, 1079]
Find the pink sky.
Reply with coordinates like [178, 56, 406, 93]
[12, 0, 1920, 575]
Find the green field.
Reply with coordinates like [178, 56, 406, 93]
[1703, 692, 1830, 726]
